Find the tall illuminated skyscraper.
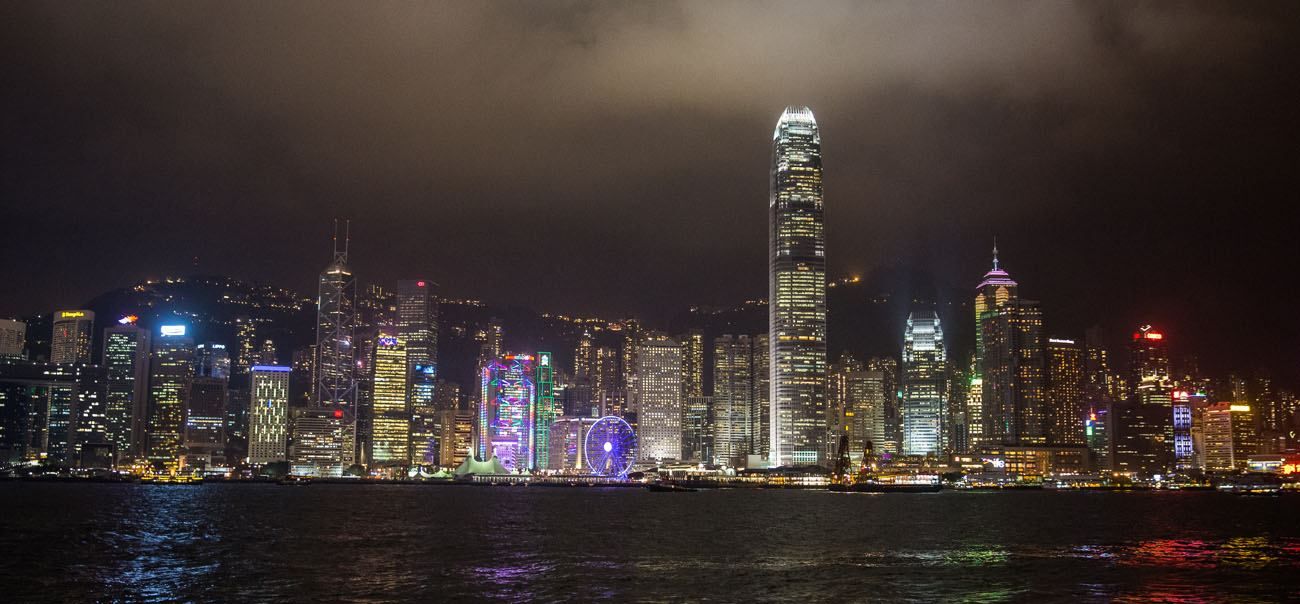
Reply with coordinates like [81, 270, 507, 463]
[248, 365, 289, 465]
[103, 321, 150, 459]
[51, 310, 94, 364]
[972, 244, 1017, 449]
[902, 311, 946, 456]
[1045, 338, 1085, 446]
[147, 325, 194, 468]
[680, 329, 704, 399]
[636, 338, 683, 461]
[0, 319, 25, 358]
[478, 354, 536, 472]
[714, 335, 756, 463]
[982, 299, 1047, 445]
[300, 223, 357, 473]
[768, 106, 827, 467]
[370, 333, 410, 465]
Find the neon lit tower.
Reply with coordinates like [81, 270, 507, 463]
[477, 354, 536, 472]
[769, 106, 828, 467]
[534, 351, 557, 471]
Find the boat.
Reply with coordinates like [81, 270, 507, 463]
[278, 475, 313, 486]
[645, 481, 697, 492]
[830, 474, 943, 493]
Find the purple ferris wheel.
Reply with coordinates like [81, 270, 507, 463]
[583, 416, 638, 478]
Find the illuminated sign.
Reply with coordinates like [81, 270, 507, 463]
[1230, 404, 1251, 413]
[160, 325, 186, 337]
[117, 315, 139, 325]
[1047, 338, 1076, 345]
[540, 353, 551, 366]
[1173, 390, 1189, 401]
[251, 365, 290, 373]
[416, 281, 426, 287]
[333, 409, 344, 419]
[59, 311, 86, 319]
[378, 336, 398, 347]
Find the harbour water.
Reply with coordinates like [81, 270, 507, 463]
[1, 483, 1297, 602]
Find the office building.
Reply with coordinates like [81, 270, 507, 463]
[769, 106, 828, 467]
[0, 319, 25, 359]
[147, 325, 194, 468]
[477, 354, 537, 472]
[370, 333, 410, 465]
[636, 338, 683, 461]
[102, 322, 150, 459]
[902, 311, 946, 456]
[1045, 338, 1085, 446]
[1204, 402, 1257, 472]
[51, 310, 94, 364]
[248, 365, 289, 465]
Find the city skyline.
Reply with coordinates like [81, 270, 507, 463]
[4, 4, 1299, 383]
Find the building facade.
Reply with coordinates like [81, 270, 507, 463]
[636, 338, 683, 461]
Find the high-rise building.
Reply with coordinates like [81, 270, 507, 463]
[299, 224, 357, 474]
[438, 407, 473, 469]
[636, 338, 683, 461]
[902, 311, 947, 456]
[533, 352, 559, 471]
[195, 343, 231, 380]
[1204, 402, 1257, 472]
[547, 416, 599, 471]
[713, 335, 756, 463]
[1172, 389, 1196, 470]
[769, 106, 828, 467]
[1045, 338, 1085, 446]
[0, 319, 25, 359]
[248, 365, 289, 465]
[751, 333, 771, 457]
[1111, 401, 1171, 478]
[397, 280, 437, 431]
[574, 332, 595, 384]
[312, 223, 357, 433]
[102, 322, 150, 459]
[981, 299, 1046, 446]
[682, 395, 714, 463]
[477, 354, 536, 472]
[867, 356, 901, 454]
[147, 325, 195, 468]
[972, 244, 1018, 449]
[0, 360, 103, 465]
[680, 330, 704, 399]
[183, 376, 227, 469]
[51, 310, 94, 365]
[233, 315, 257, 378]
[1130, 325, 1170, 399]
[370, 333, 409, 466]
[830, 355, 888, 465]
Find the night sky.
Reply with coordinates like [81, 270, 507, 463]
[2, 3, 1298, 381]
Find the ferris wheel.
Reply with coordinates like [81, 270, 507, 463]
[584, 416, 638, 477]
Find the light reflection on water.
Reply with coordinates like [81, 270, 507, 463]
[2, 485, 1299, 602]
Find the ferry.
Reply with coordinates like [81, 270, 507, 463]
[830, 474, 943, 493]
[645, 481, 698, 493]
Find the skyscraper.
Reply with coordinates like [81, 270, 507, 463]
[636, 338, 683, 461]
[103, 322, 150, 459]
[0, 319, 25, 359]
[713, 335, 755, 463]
[981, 299, 1047, 445]
[972, 244, 1017, 450]
[183, 376, 227, 469]
[902, 311, 947, 456]
[533, 351, 558, 471]
[195, 343, 231, 380]
[314, 224, 357, 417]
[300, 223, 357, 473]
[1204, 402, 1257, 472]
[147, 324, 194, 468]
[769, 106, 827, 467]
[396, 279, 436, 408]
[51, 310, 94, 365]
[1045, 338, 1085, 446]
[370, 333, 410, 465]
[248, 365, 289, 465]
[680, 329, 704, 399]
[478, 354, 536, 472]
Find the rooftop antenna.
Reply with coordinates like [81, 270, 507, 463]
[992, 237, 1000, 270]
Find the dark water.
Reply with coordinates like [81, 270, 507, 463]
[2, 484, 1299, 602]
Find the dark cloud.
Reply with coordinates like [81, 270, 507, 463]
[2, 2, 1298, 379]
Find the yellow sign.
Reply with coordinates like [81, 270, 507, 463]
[59, 311, 86, 318]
